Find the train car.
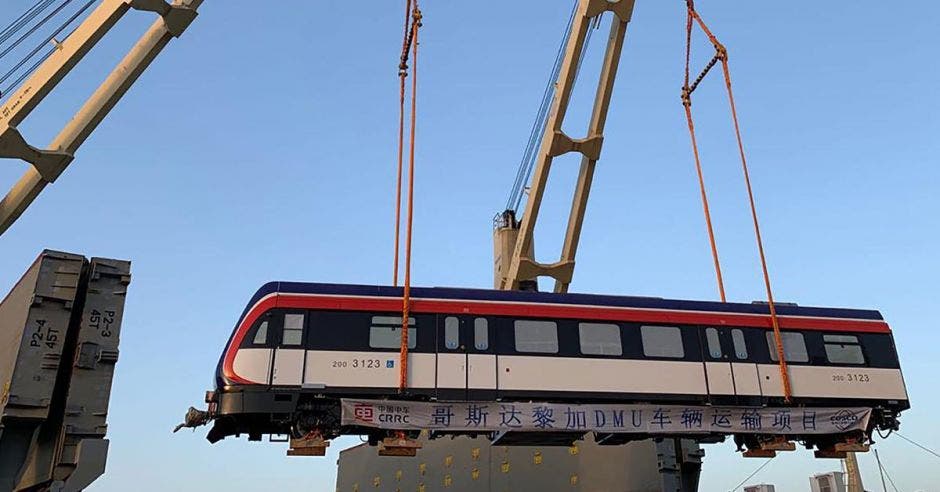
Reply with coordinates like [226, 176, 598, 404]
[203, 282, 908, 447]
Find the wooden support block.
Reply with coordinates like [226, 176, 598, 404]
[742, 449, 777, 458]
[834, 442, 869, 453]
[761, 439, 796, 451]
[378, 436, 422, 457]
[814, 450, 848, 459]
[287, 447, 327, 457]
[287, 436, 329, 457]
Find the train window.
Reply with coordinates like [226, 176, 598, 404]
[579, 323, 622, 356]
[370, 316, 417, 349]
[823, 334, 865, 365]
[705, 328, 722, 358]
[514, 320, 558, 354]
[282, 313, 304, 346]
[731, 329, 748, 359]
[641, 326, 684, 358]
[766, 332, 809, 363]
[252, 321, 269, 345]
[444, 317, 459, 350]
[474, 318, 488, 350]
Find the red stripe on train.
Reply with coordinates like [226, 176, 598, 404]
[222, 295, 278, 384]
[222, 293, 890, 383]
[273, 293, 890, 332]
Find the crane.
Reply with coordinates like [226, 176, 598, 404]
[3, 0, 694, 489]
[0, 1, 199, 490]
[492, 0, 703, 489]
[0, 0, 202, 237]
[493, 0, 629, 294]
[0, 1, 872, 491]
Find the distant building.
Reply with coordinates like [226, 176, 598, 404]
[810, 472, 846, 492]
[744, 485, 776, 492]
[336, 434, 687, 492]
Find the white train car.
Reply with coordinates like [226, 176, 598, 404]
[203, 282, 908, 447]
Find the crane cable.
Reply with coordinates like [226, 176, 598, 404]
[392, 0, 422, 393]
[0, 0, 57, 47]
[895, 431, 940, 460]
[505, 2, 598, 215]
[873, 449, 902, 492]
[0, 0, 66, 61]
[505, 1, 579, 213]
[727, 456, 775, 492]
[681, 0, 793, 402]
[0, 0, 97, 97]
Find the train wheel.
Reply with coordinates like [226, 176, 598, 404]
[291, 411, 338, 440]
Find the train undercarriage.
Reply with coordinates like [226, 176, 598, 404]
[183, 387, 904, 460]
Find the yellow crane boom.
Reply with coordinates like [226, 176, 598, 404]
[0, 0, 201, 236]
[492, 1, 704, 490]
[494, 0, 635, 293]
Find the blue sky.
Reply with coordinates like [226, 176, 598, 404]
[1, 0, 937, 490]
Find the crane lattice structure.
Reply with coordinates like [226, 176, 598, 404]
[493, 0, 703, 490]
[0, 0, 202, 236]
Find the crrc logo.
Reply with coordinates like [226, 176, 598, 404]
[830, 409, 860, 431]
[354, 404, 375, 423]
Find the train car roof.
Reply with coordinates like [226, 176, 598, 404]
[240, 281, 884, 323]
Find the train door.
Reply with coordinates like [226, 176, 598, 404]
[436, 316, 497, 400]
[701, 327, 736, 399]
[728, 328, 762, 401]
[466, 317, 496, 401]
[702, 326, 762, 401]
[271, 311, 306, 386]
[436, 316, 468, 399]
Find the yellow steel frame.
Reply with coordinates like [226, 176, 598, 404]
[0, 0, 202, 236]
[495, 0, 635, 293]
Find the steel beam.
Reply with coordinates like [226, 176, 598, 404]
[0, 0, 202, 236]
[499, 0, 635, 293]
[493, 2, 706, 491]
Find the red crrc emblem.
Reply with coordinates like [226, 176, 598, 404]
[354, 404, 374, 423]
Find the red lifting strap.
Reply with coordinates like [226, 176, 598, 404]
[392, 0, 413, 288]
[682, 0, 793, 402]
[392, 0, 422, 393]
